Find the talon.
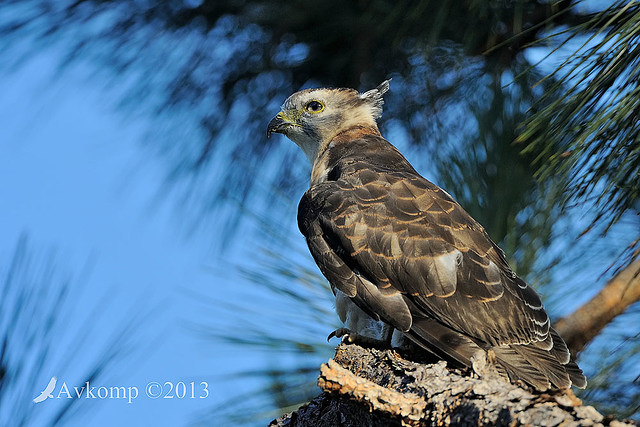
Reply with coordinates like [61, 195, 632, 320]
[328, 327, 351, 342]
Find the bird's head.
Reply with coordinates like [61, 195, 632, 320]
[267, 80, 390, 164]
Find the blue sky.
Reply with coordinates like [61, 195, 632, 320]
[0, 47, 281, 426]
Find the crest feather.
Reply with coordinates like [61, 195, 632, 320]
[359, 79, 391, 119]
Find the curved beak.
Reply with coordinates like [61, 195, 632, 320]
[266, 112, 288, 138]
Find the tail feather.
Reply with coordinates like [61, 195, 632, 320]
[564, 359, 587, 389]
[547, 328, 586, 388]
[509, 343, 571, 389]
[407, 317, 481, 368]
[491, 346, 552, 390]
[406, 318, 586, 391]
[493, 329, 586, 390]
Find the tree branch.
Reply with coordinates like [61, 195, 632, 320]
[270, 344, 636, 426]
[555, 258, 640, 354]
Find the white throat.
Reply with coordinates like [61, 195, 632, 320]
[291, 133, 326, 167]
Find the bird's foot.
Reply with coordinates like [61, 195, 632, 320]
[471, 349, 503, 380]
[327, 328, 354, 343]
[327, 328, 390, 348]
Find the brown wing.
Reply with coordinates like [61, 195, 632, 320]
[298, 138, 585, 390]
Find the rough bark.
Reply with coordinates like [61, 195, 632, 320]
[270, 344, 637, 427]
[555, 259, 640, 354]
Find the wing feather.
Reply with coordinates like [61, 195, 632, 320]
[297, 134, 585, 390]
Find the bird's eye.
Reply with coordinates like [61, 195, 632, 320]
[305, 100, 324, 113]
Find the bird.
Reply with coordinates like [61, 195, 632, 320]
[266, 80, 586, 391]
[33, 376, 57, 403]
